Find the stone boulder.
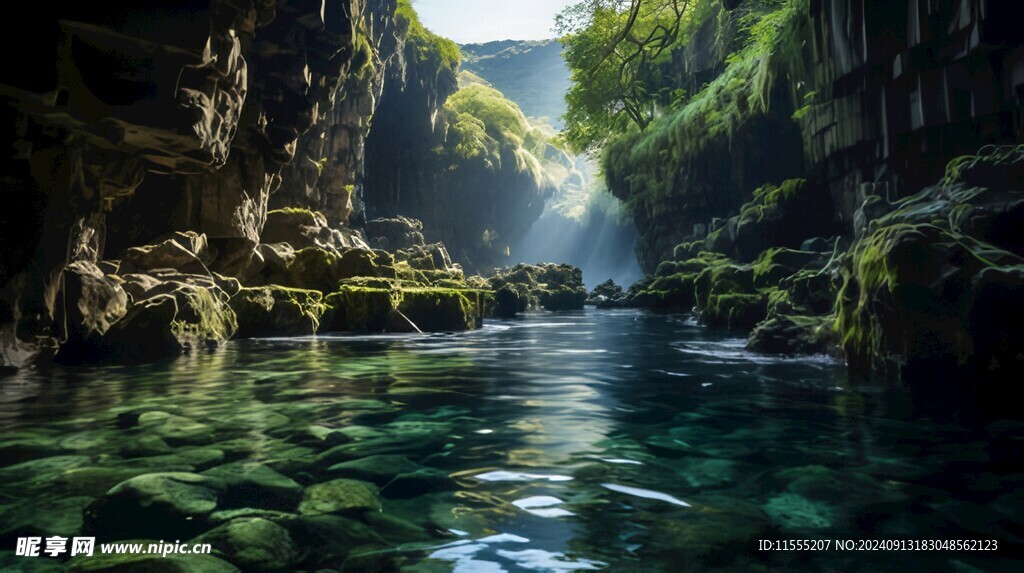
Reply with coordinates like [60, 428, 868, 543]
[55, 261, 129, 362]
[364, 216, 425, 250]
[488, 263, 587, 314]
[191, 518, 297, 573]
[230, 286, 325, 338]
[84, 472, 224, 540]
[104, 272, 237, 360]
[297, 479, 381, 516]
[118, 232, 213, 276]
[262, 209, 370, 253]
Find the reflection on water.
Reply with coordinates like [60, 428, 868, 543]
[1, 309, 1022, 571]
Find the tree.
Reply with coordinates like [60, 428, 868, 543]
[557, 0, 706, 152]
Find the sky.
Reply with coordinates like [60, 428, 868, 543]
[413, 0, 576, 44]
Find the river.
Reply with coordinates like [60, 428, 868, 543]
[1, 309, 1020, 571]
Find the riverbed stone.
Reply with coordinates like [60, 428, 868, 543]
[326, 455, 422, 485]
[138, 411, 215, 446]
[192, 517, 297, 572]
[287, 514, 387, 564]
[84, 472, 223, 540]
[298, 479, 381, 516]
[202, 461, 303, 511]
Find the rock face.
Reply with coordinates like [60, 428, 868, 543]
[363, 10, 558, 273]
[1, 1, 524, 369]
[835, 146, 1024, 412]
[0, 1, 405, 369]
[800, 0, 1022, 222]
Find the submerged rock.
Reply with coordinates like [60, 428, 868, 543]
[298, 479, 381, 516]
[84, 472, 224, 540]
[202, 461, 303, 511]
[192, 517, 298, 573]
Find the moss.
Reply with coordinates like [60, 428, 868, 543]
[322, 287, 395, 333]
[396, 0, 461, 72]
[602, 0, 811, 216]
[706, 293, 768, 330]
[230, 286, 326, 338]
[673, 241, 704, 261]
[752, 247, 821, 288]
[739, 179, 809, 225]
[398, 288, 484, 331]
[488, 263, 587, 313]
[170, 287, 238, 348]
[539, 286, 587, 311]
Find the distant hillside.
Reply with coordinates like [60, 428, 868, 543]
[459, 39, 570, 129]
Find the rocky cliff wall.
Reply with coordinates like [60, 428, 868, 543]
[800, 0, 1023, 224]
[0, 0, 405, 368]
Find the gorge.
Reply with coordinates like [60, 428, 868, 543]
[1, 0, 1023, 571]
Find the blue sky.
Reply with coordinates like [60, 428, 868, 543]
[413, 0, 575, 44]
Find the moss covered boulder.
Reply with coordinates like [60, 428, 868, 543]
[488, 263, 587, 314]
[298, 479, 381, 516]
[836, 223, 1023, 380]
[230, 287, 326, 338]
[83, 472, 224, 540]
[398, 288, 484, 331]
[321, 287, 395, 332]
[191, 518, 297, 572]
[101, 276, 237, 361]
[751, 248, 824, 289]
[731, 179, 840, 261]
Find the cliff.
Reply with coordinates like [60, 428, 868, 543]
[363, 12, 560, 273]
[0, 1, 519, 370]
[604, 0, 1024, 412]
[460, 39, 571, 128]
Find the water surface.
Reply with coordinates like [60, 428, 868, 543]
[2, 309, 1021, 571]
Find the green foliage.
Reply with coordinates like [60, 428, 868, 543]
[558, 0, 722, 151]
[446, 83, 534, 149]
[396, 0, 461, 73]
[595, 0, 809, 214]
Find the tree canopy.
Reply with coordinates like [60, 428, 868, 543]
[556, 0, 715, 152]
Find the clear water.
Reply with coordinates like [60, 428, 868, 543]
[1, 309, 1022, 571]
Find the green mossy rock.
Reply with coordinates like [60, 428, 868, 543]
[230, 286, 326, 338]
[748, 314, 837, 355]
[100, 279, 237, 361]
[751, 248, 823, 289]
[705, 293, 768, 330]
[202, 461, 303, 511]
[84, 472, 224, 541]
[321, 287, 395, 332]
[488, 263, 587, 313]
[836, 222, 1023, 379]
[298, 479, 381, 516]
[493, 284, 527, 317]
[398, 288, 483, 331]
[192, 518, 298, 573]
[732, 179, 839, 261]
